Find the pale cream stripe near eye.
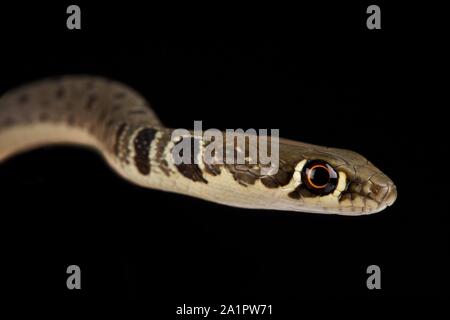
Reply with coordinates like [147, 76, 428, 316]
[281, 159, 307, 191]
[333, 171, 347, 197]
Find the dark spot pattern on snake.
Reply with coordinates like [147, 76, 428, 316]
[202, 140, 221, 176]
[133, 127, 157, 175]
[225, 157, 295, 188]
[260, 166, 294, 188]
[154, 131, 172, 176]
[114, 123, 127, 157]
[173, 137, 207, 183]
[288, 190, 301, 199]
[288, 185, 315, 199]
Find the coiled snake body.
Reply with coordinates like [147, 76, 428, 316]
[0, 76, 397, 215]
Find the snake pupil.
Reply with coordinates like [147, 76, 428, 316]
[309, 166, 329, 187]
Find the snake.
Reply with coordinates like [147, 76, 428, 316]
[0, 76, 397, 215]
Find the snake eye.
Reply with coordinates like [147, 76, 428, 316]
[301, 160, 339, 195]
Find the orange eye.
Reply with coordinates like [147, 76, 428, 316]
[301, 160, 339, 195]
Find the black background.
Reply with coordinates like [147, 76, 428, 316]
[0, 1, 448, 315]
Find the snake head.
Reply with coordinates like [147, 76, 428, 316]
[277, 140, 397, 215]
[336, 155, 397, 215]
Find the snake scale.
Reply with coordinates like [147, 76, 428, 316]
[0, 76, 396, 215]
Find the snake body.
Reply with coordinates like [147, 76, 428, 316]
[0, 76, 397, 215]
